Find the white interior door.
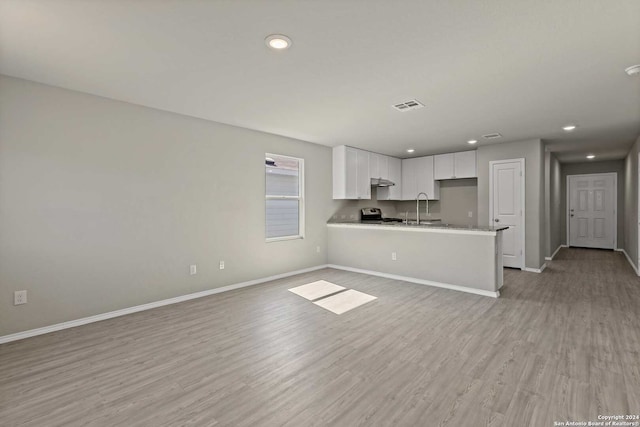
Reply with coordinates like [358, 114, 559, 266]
[568, 174, 616, 249]
[490, 160, 524, 269]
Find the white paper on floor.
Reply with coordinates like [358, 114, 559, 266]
[288, 280, 346, 301]
[313, 289, 377, 314]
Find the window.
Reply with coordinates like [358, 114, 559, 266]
[265, 153, 304, 241]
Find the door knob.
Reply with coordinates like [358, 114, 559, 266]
[570, 214, 574, 217]
[494, 219, 499, 222]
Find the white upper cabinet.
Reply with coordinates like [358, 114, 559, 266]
[453, 150, 477, 178]
[378, 155, 388, 180]
[333, 145, 371, 199]
[417, 156, 440, 200]
[401, 156, 440, 200]
[369, 152, 379, 179]
[434, 153, 454, 180]
[356, 149, 371, 199]
[401, 158, 418, 200]
[377, 156, 402, 200]
[434, 150, 477, 180]
[369, 153, 390, 180]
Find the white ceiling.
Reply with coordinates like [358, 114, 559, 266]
[1, 0, 639, 163]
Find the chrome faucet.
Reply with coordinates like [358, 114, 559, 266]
[416, 192, 429, 224]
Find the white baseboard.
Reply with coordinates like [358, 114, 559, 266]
[545, 245, 563, 261]
[0, 264, 329, 345]
[615, 248, 639, 276]
[327, 264, 500, 298]
[523, 263, 546, 274]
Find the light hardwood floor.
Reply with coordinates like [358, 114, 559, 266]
[1, 248, 639, 426]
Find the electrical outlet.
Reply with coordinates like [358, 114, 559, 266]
[14, 290, 27, 305]
[316, 246, 320, 253]
[468, 211, 473, 218]
[391, 252, 397, 261]
[349, 214, 356, 219]
[219, 261, 225, 270]
[190, 265, 197, 275]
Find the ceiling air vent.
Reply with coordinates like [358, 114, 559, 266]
[392, 99, 424, 112]
[482, 133, 502, 140]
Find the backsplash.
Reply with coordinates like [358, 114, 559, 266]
[395, 179, 477, 225]
[331, 179, 477, 225]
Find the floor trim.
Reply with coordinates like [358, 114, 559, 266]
[615, 248, 639, 276]
[327, 264, 500, 298]
[545, 245, 563, 261]
[523, 263, 546, 274]
[0, 264, 329, 344]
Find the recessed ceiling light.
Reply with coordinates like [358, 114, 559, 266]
[265, 34, 292, 50]
[467, 139, 477, 144]
[625, 65, 640, 76]
[406, 149, 415, 153]
[586, 154, 595, 159]
[562, 125, 577, 131]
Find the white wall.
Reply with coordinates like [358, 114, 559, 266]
[545, 152, 562, 257]
[0, 75, 334, 336]
[477, 139, 545, 269]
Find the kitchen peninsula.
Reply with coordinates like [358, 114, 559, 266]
[327, 220, 508, 297]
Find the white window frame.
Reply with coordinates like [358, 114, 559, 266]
[265, 153, 305, 242]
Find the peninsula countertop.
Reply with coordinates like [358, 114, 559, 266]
[327, 218, 509, 234]
[327, 218, 506, 297]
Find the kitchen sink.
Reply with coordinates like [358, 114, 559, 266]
[400, 220, 448, 227]
[405, 220, 442, 226]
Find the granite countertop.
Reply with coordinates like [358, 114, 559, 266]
[327, 218, 509, 233]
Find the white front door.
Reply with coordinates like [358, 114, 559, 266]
[568, 174, 616, 249]
[490, 159, 524, 269]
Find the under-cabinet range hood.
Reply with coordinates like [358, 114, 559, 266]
[370, 178, 395, 187]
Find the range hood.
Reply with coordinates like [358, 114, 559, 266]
[370, 178, 396, 187]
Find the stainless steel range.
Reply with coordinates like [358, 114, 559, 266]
[360, 207, 403, 223]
